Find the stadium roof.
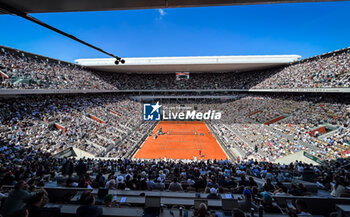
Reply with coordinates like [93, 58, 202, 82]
[75, 55, 301, 73]
[0, 0, 347, 14]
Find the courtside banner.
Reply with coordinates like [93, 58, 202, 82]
[0, 71, 9, 79]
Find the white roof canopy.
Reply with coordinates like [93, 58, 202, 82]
[75, 55, 301, 73]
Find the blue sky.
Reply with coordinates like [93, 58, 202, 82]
[0, 1, 349, 62]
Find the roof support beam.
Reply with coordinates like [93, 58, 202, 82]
[0, 1, 125, 63]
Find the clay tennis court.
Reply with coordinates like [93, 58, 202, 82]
[133, 121, 228, 160]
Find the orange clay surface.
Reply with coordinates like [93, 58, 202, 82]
[133, 121, 228, 160]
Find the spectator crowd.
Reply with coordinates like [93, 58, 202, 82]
[207, 94, 350, 162]
[1, 93, 349, 163]
[0, 143, 349, 216]
[0, 94, 153, 158]
[1, 46, 349, 90]
[0, 45, 350, 217]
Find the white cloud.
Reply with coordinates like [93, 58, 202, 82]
[158, 9, 166, 19]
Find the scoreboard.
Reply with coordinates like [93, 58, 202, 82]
[176, 72, 189, 80]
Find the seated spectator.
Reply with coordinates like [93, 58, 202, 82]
[260, 192, 279, 213]
[297, 183, 308, 195]
[146, 176, 155, 190]
[25, 192, 45, 217]
[139, 178, 148, 191]
[248, 177, 258, 188]
[1, 181, 31, 217]
[274, 186, 291, 196]
[27, 179, 36, 193]
[234, 186, 245, 194]
[207, 178, 219, 189]
[288, 199, 313, 217]
[288, 184, 302, 196]
[95, 172, 106, 188]
[217, 186, 225, 194]
[187, 178, 195, 187]
[66, 178, 79, 187]
[251, 186, 260, 203]
[105, 178, 116, 189]
[153, 177, 165, 191]
[295, 199, 313, 216]
[238, 188, 257, 212]
[331, 177, 348, 197]
[193, 203, 213, 217]
[77, 191, 103, 217]
[116, 176, 125, 189]
[277, 173, 286, 183]
[239, 175, 249, 187]
[206, 188, 222, 199]
[265, 169, 274, 181]
[168, 178, 183, 192]
[263, 178, 275, 192]
[194, 176, 207, 192]
[104, 194, 113, 207]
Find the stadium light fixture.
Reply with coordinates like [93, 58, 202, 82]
[114, 58, 125, 65]
[0, 2, 126, 64]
